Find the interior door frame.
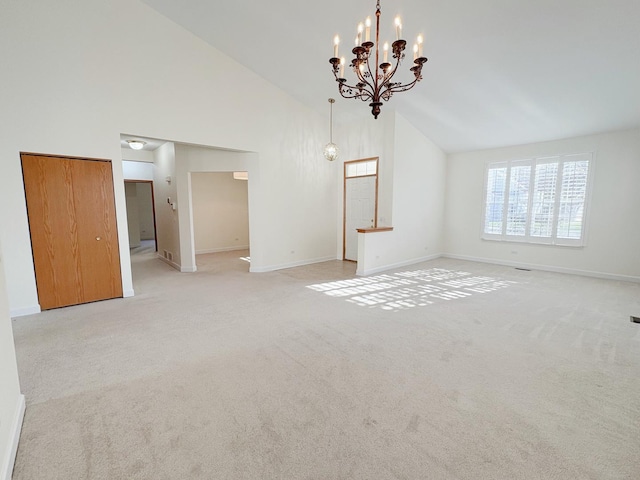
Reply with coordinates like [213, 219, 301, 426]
[343, 157, 379, 261]
[124, 180, 158, 252]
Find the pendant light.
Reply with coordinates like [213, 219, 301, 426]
[323, 98, 339, 161]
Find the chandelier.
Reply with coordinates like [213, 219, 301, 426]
[329, 0, 428, 119]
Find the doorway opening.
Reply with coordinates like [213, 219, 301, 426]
[190, 171, 250, 266]
[343, 157, 379, 261]
[124, 180, 158, 254]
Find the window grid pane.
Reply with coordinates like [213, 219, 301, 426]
[484, 167, 507, 235]
[506, 165, 531, 236]
[366, 160, 377, 175]
[346, 160, 377, 178]
[530, 163, 558, 238]
[557, 160, 589, 239]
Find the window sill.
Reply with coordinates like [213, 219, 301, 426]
[481, 236, 585, 248]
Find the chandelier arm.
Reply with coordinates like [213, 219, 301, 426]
[378, 61, 426, 99]
[379, 58, 401, 90]
[349, 56, 376, 101]
[365, 51, 376, 89]
[330, 56, 373, 102]
[335, 78, 374, 102]
[354, 54, 369, 87]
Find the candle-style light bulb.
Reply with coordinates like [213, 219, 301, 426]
[383, 42, 389, 63]
[413, 44, 418, 61]
[365, 17, 371, 42]
[357, 22, 364, 45]
[394, 16, 402, 40]
[340, 57, 345, 78]
[333, 35, 340, 58]
[417, 34, 423, 57]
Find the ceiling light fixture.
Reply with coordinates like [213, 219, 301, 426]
[329, 0, 428, 119]
[323, 98, 339, 161]
[127, 140, 146, 150]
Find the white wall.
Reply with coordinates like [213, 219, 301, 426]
[121, 148, 154, 163]
[192, 173, 249, 254]
[445, 128, 640, 280]
[338, 112, 395, 227]
[0, 0, 338, 315]
[173, 145, 255, 272]
[153, 143, 180, 268]
[125, 183, 141, 247]
[0, 244, 24, 480]
[137, 184, 155, 241]
[125, 183, 155, 247]
[355, 112, 447, 275]
[122, 160, 154, 181]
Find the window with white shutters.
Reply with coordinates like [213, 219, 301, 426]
[482, 153, 592, 246]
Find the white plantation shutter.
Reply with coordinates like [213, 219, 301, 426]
[484, 165, 507, 235]
[530, 161, 558, 239]
[557, 155, 590, 239]
[482, 153, 592, 245]
[506, 164, 531, 236]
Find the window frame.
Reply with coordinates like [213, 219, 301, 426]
[481, 152, 594, 247]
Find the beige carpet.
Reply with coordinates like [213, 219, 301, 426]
[11, 249, 640, 479]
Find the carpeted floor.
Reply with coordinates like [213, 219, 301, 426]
[10, 249, 640, 479]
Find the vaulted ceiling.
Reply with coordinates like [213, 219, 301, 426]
[142, 0, 640, 153]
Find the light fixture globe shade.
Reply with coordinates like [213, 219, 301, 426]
[323, 142, 339, 161]
[127, 140, 146, 150]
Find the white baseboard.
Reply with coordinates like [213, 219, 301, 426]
[9, 305, 40, 318]
[196, 245, 249, 255]
[2, 394, 25, 480]
[156, 254, 198, 273]
[443, 254, 640, 283]
[356, 253, 442, 276]
[122, 289, 135, 298]
[156, 254, 181, 271]
[250, 255, 337, 273]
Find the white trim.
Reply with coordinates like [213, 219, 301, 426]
[2, 394, 25, 480]
[122, 289, 135, 298]
[195, 245, 249, 255]
[250, 255, 337, 273]
[356, 254, 442, 276]
[443, 253, 640, 283]
[157, 254, 181, 271]
[9, 305, 40, 318]
[180, 265, 197, 273]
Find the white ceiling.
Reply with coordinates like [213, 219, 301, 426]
[141, 0, 640, 153]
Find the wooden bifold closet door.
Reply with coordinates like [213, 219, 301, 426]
[21, 153, 123, 310]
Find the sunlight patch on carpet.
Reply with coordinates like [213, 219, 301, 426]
[306, 268, 515, 311]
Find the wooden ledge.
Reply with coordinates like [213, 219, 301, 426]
[356, 227, 394, 234]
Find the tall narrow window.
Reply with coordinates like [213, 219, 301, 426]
[482, 153, 592, 246]
[484, 165, 506, 235]
[506, 163, 531, 236]
[530, 161, 558, 238]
